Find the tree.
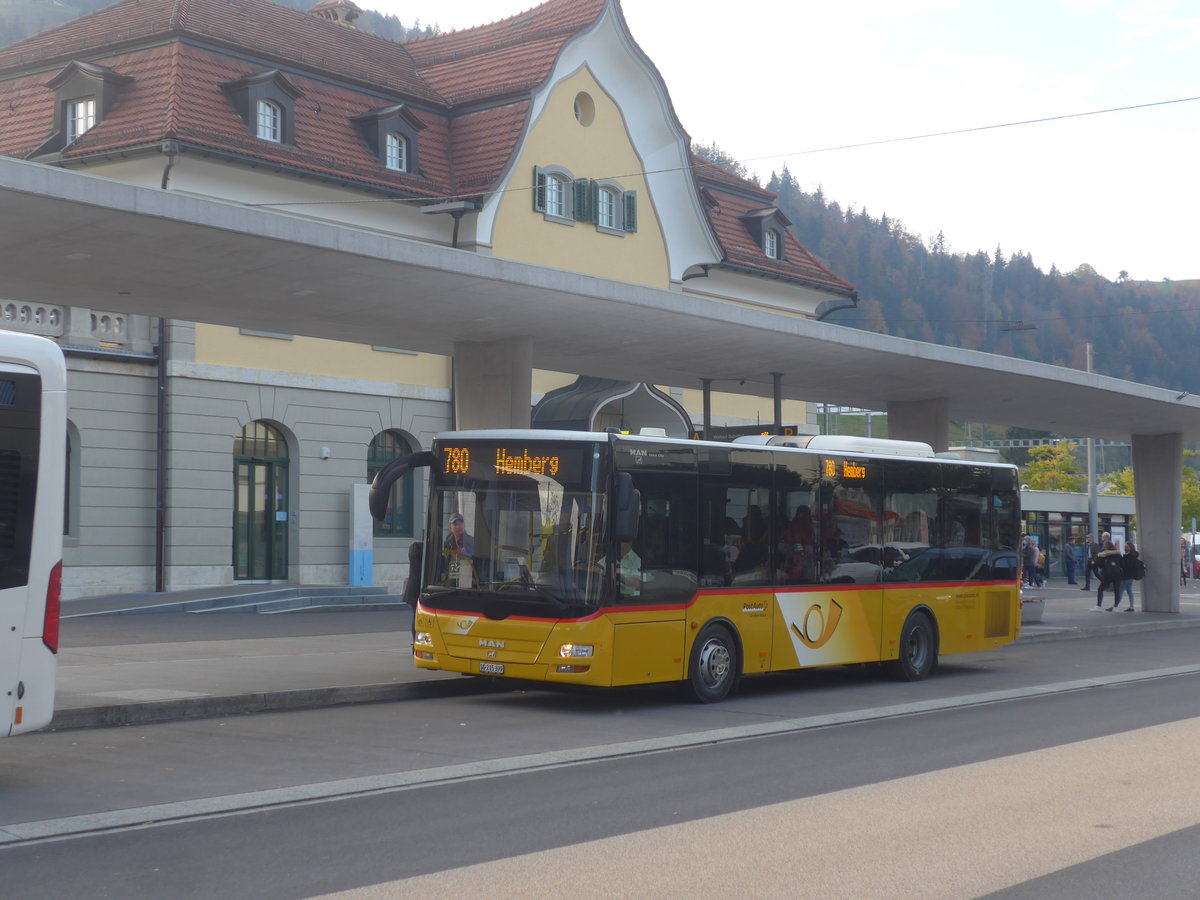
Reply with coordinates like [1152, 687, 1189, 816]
[1106, 452, 1200, 527]
[1021, 441, 1085, 491]
[691, 140, 747, 179]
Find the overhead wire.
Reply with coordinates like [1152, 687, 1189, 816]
[246, 94, 1200, 210]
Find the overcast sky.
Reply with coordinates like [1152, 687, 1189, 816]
[367, 0, 1199, 282]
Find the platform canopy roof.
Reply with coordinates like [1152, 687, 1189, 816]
[3, 157, 1199, 443]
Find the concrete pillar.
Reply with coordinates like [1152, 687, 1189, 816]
[1131, 432, 1183, 613]
[885, 397, 950, 451]
[452, 336, 533, 430]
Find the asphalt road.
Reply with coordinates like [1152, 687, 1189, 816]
[3, 628, 1200, 898]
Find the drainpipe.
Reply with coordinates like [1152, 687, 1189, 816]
[159, 140, 179, 190]
[155, 318, 168, 592]
[154, 143, 178, 590]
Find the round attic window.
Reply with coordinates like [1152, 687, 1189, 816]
[573, 92, 595, 126]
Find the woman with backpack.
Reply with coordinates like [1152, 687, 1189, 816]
[1111, 541, 1143, 611]
[1093, 532, 1122, 611]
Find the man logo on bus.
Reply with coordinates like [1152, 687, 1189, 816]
[790, 598, 844, 650]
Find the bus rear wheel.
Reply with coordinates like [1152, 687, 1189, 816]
[686, 622, 738, 703]
[887, 610, 937, 681]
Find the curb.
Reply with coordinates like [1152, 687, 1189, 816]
[1018, 617, 1200, 643]
[46, 618, 1200, 731]
[47, 677, 502, 732]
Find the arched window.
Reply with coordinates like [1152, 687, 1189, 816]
[385, 133, 408, 172]
[233, 421, 289, 581]
[368, 430, 415, 537]
[544, 173, 567, 218]
[256, 99, 282, 142]
[764, 228, 781, 260]
[597, 186, 618, 229]
[66, 98, 96, 143]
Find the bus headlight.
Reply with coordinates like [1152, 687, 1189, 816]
[560, 643, 594, 658]
[415, 631, 433, 646]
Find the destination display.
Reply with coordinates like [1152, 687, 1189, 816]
[438, 443, 589, 483]
[824, 458, 869, 480]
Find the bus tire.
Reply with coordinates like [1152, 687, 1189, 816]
[686, 621, 738, 703]
[887, 610, 937, 681]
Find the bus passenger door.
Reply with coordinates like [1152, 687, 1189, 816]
[817, 456, 884, 664]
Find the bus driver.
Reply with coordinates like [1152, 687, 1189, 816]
[442, 513, 475, 587]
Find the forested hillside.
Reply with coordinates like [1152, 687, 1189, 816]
[767, 165, 1200, 393]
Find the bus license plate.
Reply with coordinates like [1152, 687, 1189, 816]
[479, 662, 504, 675]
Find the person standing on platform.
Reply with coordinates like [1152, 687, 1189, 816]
[1081, 534, 1097, 591]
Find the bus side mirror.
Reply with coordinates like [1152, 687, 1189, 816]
[403, 540, 423, 606]
[615, 472, 641, 543]
[369, 451, 434, 522]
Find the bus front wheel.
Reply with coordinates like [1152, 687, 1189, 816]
[686, 622, 738, 703]
[887, 610, 937, 681]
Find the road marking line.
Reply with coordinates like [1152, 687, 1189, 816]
[325, 717, 1200, 899]
[4, 663, 1200, 847]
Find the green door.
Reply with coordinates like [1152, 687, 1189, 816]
[233, 422, 289, 581]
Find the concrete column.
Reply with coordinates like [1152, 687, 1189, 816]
[452, 336, 533, 430]
[1131, 432, 1183, 613]
[885, 397, 950, 451]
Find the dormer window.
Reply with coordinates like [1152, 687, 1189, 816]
[386, 133, 408, 171]
[32, 60, 131, 157]
[222, 70, 303, 146]
[741, 207, 790, 261]
[764, 228, 780, 260]
[352, 104, 425, 176]
[256, 99, 282, 143]
[66, 98, 96, 143]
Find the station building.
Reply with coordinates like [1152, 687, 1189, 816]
[0, 0, 856, 596]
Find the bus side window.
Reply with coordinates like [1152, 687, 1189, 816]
[775, 454, 820, 586]
[701, 483, 769, 587]
[626, 471, 697, 604]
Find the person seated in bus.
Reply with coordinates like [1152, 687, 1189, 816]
[722, 532, 743, 585]
[591, 541, 642, 598]
[783, 506, 815, 582]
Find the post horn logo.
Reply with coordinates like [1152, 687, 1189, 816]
[790, 598, 844, 649]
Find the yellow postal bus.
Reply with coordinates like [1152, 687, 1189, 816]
[372, 430, 1021, 702]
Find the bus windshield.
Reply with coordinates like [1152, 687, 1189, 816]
[425, 440, 605, 613]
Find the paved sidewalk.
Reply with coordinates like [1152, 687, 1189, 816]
[46, 582, 1200, 731]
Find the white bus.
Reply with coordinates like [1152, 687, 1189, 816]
[0, 332, 66, 736]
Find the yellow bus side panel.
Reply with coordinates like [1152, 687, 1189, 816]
[771, 588, 884, 669]
[611, 621, 684, 685]
[675, 592, 776, 674]
[877, 584, 1018, 661]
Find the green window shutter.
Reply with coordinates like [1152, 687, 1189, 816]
[533, 166, 547, 212]
[573, 178, 592, 222]
[622, 190, 638, 233]
[589, 180, 601, 224]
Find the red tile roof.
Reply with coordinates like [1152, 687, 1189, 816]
[0, 0, 444, 104]
[0, 0, 605, 198]
[0, 0, 852, 296]
[406, 0, 606, 104]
